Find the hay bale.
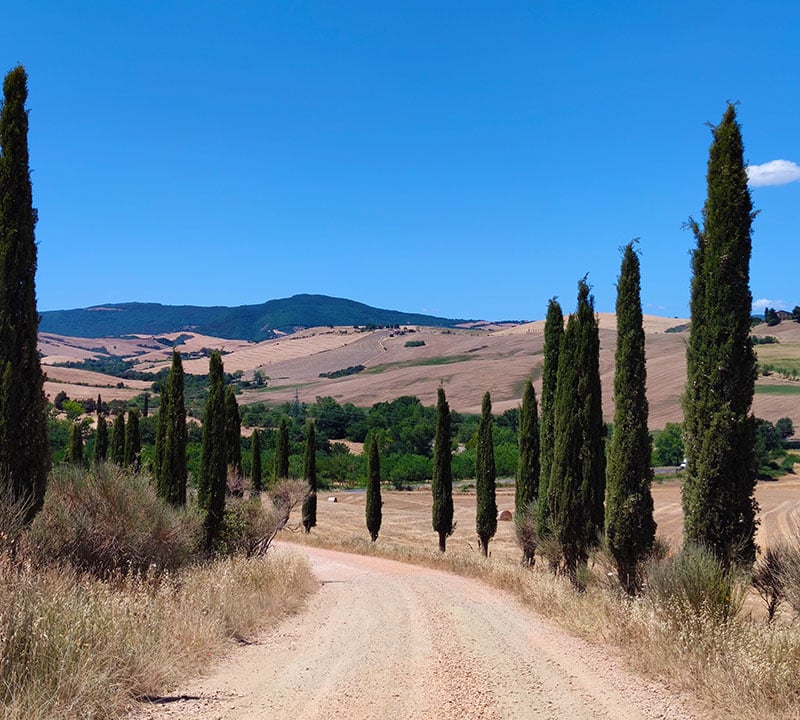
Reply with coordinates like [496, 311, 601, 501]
[497, 509, 513, 521]
[328, 496, 338, 503]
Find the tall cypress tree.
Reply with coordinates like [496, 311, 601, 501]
[301, 420, 317, 533]
[66, 423, 84, 466]
[251, 428, 263, 493]
[475, 391, 497, 557]
[110, 412, 126, 465]
[156, 350, 187, 506]
[365, 436, 382, 542]
[0, 66, 50, 519]
[224, 386, 242, 476]
[516, 379, 540, 564]
[683, 105, 758, 568]
[606, 243, 656, 594]
[549, 279, 605, 582]
[274, 416, 290, 483]
[537, 298, 563, 536]
[94, 396, 108, 464]
[124, 408, 141, 470]
[431, 386, 454, 552]
[200, 351, 227, 549]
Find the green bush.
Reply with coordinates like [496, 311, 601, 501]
[28, 464, 200, 576]
[644, 543, 744, 626]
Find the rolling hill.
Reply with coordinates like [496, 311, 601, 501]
[38, 294, 469, 341]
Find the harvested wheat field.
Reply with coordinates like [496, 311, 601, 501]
[38, 319, 800, 433]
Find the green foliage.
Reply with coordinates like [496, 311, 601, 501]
[365, 437, 382, 541]
[124, 409, 141, 470]
[682, 105, 758, 568]
[93, 413, 108, 465]
[199, 351, 227, 549]
[301, 421, 317, 532]
[793, 306, 800, 323]
[605, 243, 656, 594]
[431, 387, 454, 552]
[537, 298, 563, 536]
[776, 417, 795, 439]
[549, 279, 605, 582]
[225, 386, 242, 474]
[0, 65, 50, 520]
[764, 307, 780, 326]
[404, 340, 425, 347]
[752, 335, 779, 345]
[155, 350, 187, 506]
[515, 380, 539, 562]
[65, 423, 84, 466]
[250, 429, 263, 493]
[110, 413, 126, 465]
[652, 422, 684, 466]
[664, 323, 690, 333]
[274, 416, 290, 482]
[318, 364, 365, 379]
[475, 392, 497, 557]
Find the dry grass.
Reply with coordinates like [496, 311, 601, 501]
[0, 550, 315, 720]
[284, 488, 800, 720]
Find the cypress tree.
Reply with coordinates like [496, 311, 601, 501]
[516, 379, 540, 564]
[682, 105, 758, 567]
[66, 423, 84, 466]
[537, 298, 563, 536]
[124, 408, 141, 470]
[200, 351, 227, 549]
[110, 412, 126, 465]
[549, 279, 605, 582]
[157, 350, 187, 506]
[606, 243, 656, 594]
[0, 66, 50, 519]
[431, 386, 454, 552]
[225, 386, 242, 475]
[301, 420, 317, 533]
[93, 396, 108, 464]
[475, 391, 497, 557]
[274, 416, 290, 483]
[365, 436, 382, 542]
[251, 429, 263, 493]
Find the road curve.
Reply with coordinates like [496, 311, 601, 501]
[132, 545, 698, 720]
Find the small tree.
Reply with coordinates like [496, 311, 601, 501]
[124, 408, 141, 470]
[251, 428, 263, 493]
[274, 416, 290, 483]
[66, 423, 84, 466]
[302, 420, 317, 533]
[549, 279, 605, 583]
[93, 396, 108, 464]
[156, 349, 187, 507]
[365, 436, 382, 541]
[475, 391, 497, 557]
[225, 385, 242, 476]
[606, 243, 656, 594]
[110, 412, 126, 465]
[431, 386, 454, 552]
[537, 298, 564, 537]
[515, 379, 539, 564]
[199, 351, 226, 550]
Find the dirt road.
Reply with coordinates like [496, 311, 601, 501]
[132, 545, 697, 720]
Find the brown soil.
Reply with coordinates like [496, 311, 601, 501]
[130, 545, 699, 720]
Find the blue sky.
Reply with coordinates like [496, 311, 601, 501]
[4, 1, 799, 320]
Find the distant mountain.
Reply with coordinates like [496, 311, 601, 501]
[39, 294, 470, 341]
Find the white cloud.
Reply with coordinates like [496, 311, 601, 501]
[753, 298, 788, 311]
[747, 160, 800, 187]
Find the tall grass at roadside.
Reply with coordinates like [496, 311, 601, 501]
[0, 551, 315, 720]
[0, 466, 317, 720]
[287, 525, 800, 719]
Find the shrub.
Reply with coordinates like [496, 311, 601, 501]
[752, 546, 788, 622]
[643, 543, 744, 626]
[514, 501, 537, 566]
[28, 464, 200, 576]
